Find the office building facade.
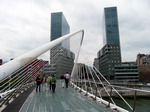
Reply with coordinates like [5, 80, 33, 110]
[50, 12, 74, 78]
[94, 7, 121, 80]
[97, 44, 121, 79]
[114, 64, 139, 82]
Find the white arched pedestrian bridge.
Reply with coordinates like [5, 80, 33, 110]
[0, 30, 149, 112]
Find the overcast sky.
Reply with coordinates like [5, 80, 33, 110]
[0, 0, 150, 65]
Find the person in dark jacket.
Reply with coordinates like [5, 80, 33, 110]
[36, 75, 41, 92]
[60, 74, 65, 88]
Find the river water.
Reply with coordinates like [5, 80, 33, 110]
[112, 85, 150, 111]
[112, 97, 150, 112]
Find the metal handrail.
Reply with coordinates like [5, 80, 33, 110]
[0, 59, 41, 92]
[93, 66, 133, 110]
[0, 63, 45, 107]
[85, 65, 94, 95]
[0, 58, 37, 83]
[91, 66, 116, 105]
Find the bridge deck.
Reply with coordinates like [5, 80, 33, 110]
[19, 81, 110, 112]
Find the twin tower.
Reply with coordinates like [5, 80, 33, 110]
[94, 7, 121, 80]
[50, 7, 122, 80]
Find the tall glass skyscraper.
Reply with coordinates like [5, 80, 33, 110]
[51, 12, 70, 50]
[51, 12, 69, 40]
[103, 7, 120, 46]
[95, 7, 122, 80]
[50, 12, 74, 77]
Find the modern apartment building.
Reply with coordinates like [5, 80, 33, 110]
[136, 53, 150, 82]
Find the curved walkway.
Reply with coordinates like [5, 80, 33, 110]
[19, 81, 111, 112]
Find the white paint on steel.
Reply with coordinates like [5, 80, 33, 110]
[0, 30, 84, 80]
[71, 82, 129, 112]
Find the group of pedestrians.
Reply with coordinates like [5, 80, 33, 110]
[35, 72, 70, 93]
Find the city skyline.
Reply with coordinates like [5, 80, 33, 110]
[0, 0, 150, 65]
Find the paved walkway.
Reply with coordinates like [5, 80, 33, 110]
[2, 85, 35, 112]
[19, 81, 111, 112]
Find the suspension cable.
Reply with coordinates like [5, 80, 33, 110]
[91, 66, 116, 105]
[0, 59, 47, 93]
[93, 66, 133, 110]
[84, 65, 94, 95]
[0, 58, 37, 84]
[82, 64, 88, 93]
[80, 64, 83, 90]
[87, 66, 102, 99]
[0, 59, 40, 92]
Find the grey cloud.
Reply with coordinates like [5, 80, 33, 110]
[0, 0, 150, 65]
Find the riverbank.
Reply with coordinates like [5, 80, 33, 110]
[104, 97, 150, 112]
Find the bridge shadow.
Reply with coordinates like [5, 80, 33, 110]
[19, 80, 111, 112]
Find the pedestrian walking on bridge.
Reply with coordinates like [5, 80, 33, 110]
[50, 74, 57, 93]
[47, 74, 52, 91]
[35, 75, 41, 92]
[64, 72, 70, 88]
[60, 74, 65, 88]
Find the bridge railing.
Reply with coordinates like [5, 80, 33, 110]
[1, 29, 146, 112]
[0, 30, 84, 110]
[0, 46, 68, 108]
[0, 59, 48, 108]
[70, 63, 150, 112]
[71, 63, 129, 112]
